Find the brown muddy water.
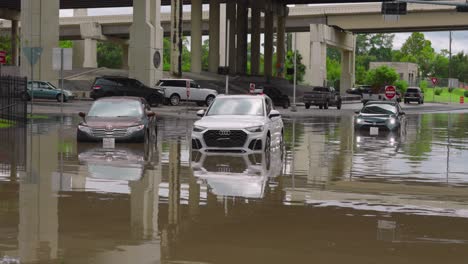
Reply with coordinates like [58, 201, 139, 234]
[0, 113, 467, 264]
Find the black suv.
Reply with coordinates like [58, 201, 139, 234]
[404, 87, 424, 104]
[259, 86, 291, 109]
[90, 76, 164, 107]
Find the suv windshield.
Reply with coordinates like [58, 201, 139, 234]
[362, 104, 397, 115]
[207, 98, 264, 116]
[406, 88, 420, 93]
[88, 100, 143, 118]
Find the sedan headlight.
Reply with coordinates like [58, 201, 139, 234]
[356, 118, 364, 124]
[193, 125, 207, 132]
[78, 125, 92, 134]
[128, 124, 145, 133]
[246, 126, 263, 133]
[388, 118, 396, 125]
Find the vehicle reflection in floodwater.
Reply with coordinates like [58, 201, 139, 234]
[0, 114, 468, 263]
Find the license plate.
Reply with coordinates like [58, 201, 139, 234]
[103, 138, 115, 149]
[370, 127, 379, 135]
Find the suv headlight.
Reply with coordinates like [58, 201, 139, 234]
[388, 118, 396, 125]
[246, 126, 263, 133]
[356, 118, 363, 124]
[78, 125, 92, 134]
[128, 124, 145, 133]
[193, 125, 207, 132]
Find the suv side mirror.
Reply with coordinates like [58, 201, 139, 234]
[354, 111, 360, 114]
[78, 112, 86, 118]
[196, 109, 205, 117]
[269, 110, 280, 118]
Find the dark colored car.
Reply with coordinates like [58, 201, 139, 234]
[77, 97, 157, 143]
[404, 87, 424, 104]
[346, 85, 372, 97]
[90, 76, 164, 107]
[303, 86, 342, 109]
[256, 86, 290, 109]
[354, 100, 406, 131]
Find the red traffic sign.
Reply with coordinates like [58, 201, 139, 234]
[385, 85, 396, 100]
[249, 83, 255, 93]
[0, 51, 6, 64]
[431, 77, 438, 86]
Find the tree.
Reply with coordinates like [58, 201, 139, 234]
[327, 58, 341, 87]
[59, 41, 73, 48]
[399, 32, 435, 77]
[365, 65, 399, 91]
[284, 50, 306, 84]
[355, 33, 395, 70]
[0, 36, 12, 64]
[97, 42, 122, 69]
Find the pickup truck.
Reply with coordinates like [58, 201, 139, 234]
[303, 86, 342, 110]
[156, 79, 218, 106]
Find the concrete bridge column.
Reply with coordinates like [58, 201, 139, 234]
[82, 38, 97, 68]
[226, 0, 237, 74]
[309, 25, 327, 86]
[130, 0, 163, 86]
[208, 0, 220, 73]
[340, 47, 355, 94]
[250, 6, 261, 76]
[72, 41, 84, 69]
[236, 0, 248, 75]
[276, 7, 287, 78]
[20, 0, 59, 84]
[170, 0, 182, 77]
[264, 4, 274, 79]
[191, 0, 202, 73]
[11, 20, 19, 66]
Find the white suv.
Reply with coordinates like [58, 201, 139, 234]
[156, 79, 218, 106]
[191, 95, 284, 153]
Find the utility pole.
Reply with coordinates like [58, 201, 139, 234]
[448, 31, 452, 84]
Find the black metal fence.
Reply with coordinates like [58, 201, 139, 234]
[0, 76, 27, 126]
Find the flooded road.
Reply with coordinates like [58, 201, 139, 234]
[1, 113, 468, 263]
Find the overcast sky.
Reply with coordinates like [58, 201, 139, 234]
[60, 7, 468, 54]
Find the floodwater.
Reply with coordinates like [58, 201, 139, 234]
[1, 113, 468, 264]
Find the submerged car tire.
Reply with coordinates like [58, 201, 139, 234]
[319, 104, 323, 109]
[305, 103, 311, 109]
[205, 95, 215, 106]
[324, 101, 329, 109]
[169, 94, 181, 106]
[337, 101, 342, 110]
[56, 94, 67, 103]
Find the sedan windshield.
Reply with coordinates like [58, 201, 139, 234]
[362, 104, 397, 115]
[207, 98, 264, 116]
[88, 100, 143, 117]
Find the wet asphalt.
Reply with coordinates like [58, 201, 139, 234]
[0, 100, 468, 263]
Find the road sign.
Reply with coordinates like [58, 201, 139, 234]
[385, 85, 396, 100]
[0, 51, 6, 64]
[186, 80, 190, 98]
[249, 83, 255, 93]
[431, 77, 438, 86]
[53, 48, 73, 71]
[23, 47, 43, 66]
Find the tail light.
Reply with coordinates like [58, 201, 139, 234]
[92, 85, 102, 90]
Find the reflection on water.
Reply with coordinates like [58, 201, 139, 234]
[0, 114, 468, 263]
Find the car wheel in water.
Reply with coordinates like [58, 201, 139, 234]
[324, 101, 329, 109]
[170, 94, 180, 106]
[283, 102, 288, 109]
[305, 103, 311, 109]
[337, 101, 342, 110]
[319, 104, 323, 109]
[205, 95, 215, 106]
[56, 94, 66, 102]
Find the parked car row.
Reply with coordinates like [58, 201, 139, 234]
[346, 85, 424, 105]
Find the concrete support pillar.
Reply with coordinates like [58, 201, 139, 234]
[170, 0, 182, 76]
[264, 8, 274, 79]
[236, 0, 248, 75]
[226, 0, 237, 74]
[129, 0, 163, 86]
[208, 0, 220, 73]
[191, 0, 202, 73]
[122, 44, 129, 70]
[11, 20, 19, 66]
[340, 49, 355, 94]
[20, 0, 59, 84]
[72, 41, 84, 69]
[250, 7, 261, 76]
[82, 38, 97, 68]
[276, 13, 286, 78]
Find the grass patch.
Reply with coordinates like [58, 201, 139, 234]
[0, 118, 14, 128]
[27, 114, 48, 119]
[423, 87, 467, 103]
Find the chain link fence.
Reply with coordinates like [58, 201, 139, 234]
[410, 77, 468, 104]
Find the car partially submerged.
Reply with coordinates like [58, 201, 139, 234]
[354, 101, 406, 132]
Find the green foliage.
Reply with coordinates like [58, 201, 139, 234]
[364, 65, 399, 90]
[355, 33, 395, 71]
[59, 41, 73, 48]
[434, 88, 442, 95]
[326, 58, 341, 87]
[448, 87, 455, 93]
[285, 50, 306, 84]
[97, 42, 122, 69]
[398, 32, 435, 77]
[395, 79, 409, 94]
[0, 36, 12, 64]
[181, 37, 191, 72]
[419, 80, 428, 92]
[355, 65, 367, 85]
[163, 37, 170, 71]
[464, 90, 468, 98]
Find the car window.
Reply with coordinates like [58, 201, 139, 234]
[362, 104, 397, 115]
[88, 100, 143, 117]
[95, 78, 118, 86]
[207, 98, 264, 116]
[190, 81, 199, 88]
[266, 98, 272, 114]
[406, 88, 420, 93]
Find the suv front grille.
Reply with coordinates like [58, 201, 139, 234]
[203, 130, 247, 148]
[92, 128, 128, 138]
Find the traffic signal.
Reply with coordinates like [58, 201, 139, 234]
[381, 1, 407, 15]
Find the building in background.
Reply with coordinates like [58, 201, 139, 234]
[370, 62, 419, 86]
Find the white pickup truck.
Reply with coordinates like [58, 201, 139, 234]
[156, 79, 218, 106]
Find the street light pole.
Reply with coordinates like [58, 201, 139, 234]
[291, 32, 297, 112]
